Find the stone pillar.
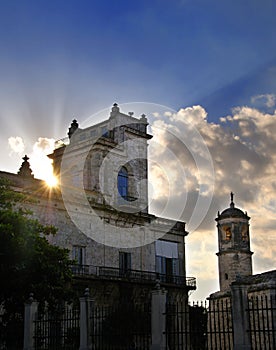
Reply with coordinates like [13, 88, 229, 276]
[23, 293, 38, 350]
[231, 284, 251, 350]
[151, 283, 167, 350]
[79, 288, 94, 350]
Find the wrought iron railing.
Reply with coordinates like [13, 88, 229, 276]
[71, 264, 196, 289]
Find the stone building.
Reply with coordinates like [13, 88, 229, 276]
[215, 192, 253, 293]
[208, 194, 276, 350]
[0, 103, 196, 306]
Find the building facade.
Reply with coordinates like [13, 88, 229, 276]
[0, 104, 196, 306]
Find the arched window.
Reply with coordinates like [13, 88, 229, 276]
[117, 167, 128, 200]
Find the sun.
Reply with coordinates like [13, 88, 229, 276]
[45, 174, 58, 188]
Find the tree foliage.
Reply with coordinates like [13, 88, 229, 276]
[0, 177, 75, 313]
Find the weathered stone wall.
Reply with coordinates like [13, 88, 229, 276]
[218, 251, 253, 291]
[217, 216, 253, 291]
[1, 170, 187, 280]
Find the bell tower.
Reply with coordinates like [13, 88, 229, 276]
[216, 193, 253, 291]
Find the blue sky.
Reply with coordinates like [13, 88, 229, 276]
[0, 0, 276, 300]
[1, 0, 276, 132]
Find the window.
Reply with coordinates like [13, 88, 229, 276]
[225, 227, 232, 241]
[155, 240, 179, 283]
[119, 252, 131, 274]
[156, 256, 179, 275]
[117, 167, 128, 200]
[72, 246, 86, 265]
[72, 246, 87, 275]
[241, 224, 249, 241]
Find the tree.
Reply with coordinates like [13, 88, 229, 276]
[0, 177, 75, 346]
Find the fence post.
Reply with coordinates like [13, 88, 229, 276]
[231, 283, 251, 350]
[79, 288, 93, 350]
[151, 282, 167, 350]
[23, 293, 38, 350]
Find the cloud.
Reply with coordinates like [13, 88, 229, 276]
[152, 112, 160, 118]
[7, 136, 55, 183]
[8, 136, 25, 154]
[33, 137, 55, 153]
[251, 93, 276, 108]
[148, 104, 276, 290]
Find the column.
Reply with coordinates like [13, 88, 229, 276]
[79, 288, 94, 350]
[151, 283, 167, 350]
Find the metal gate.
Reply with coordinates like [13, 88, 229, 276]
[90, 301, 151, 350]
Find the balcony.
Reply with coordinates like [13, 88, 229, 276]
[71, 264, 196, 290]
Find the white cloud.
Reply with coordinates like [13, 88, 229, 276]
[7, 136, 56, 183]
[8, 136, 25, 154]
[152, 112, 160, 118]
[33, 137, 55, 153]
[148, 104, 276, 294]
[251, 93, 276, 108]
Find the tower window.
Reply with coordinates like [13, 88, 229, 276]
[117, 166, 128, 200]
[225, 227, 232, 241]
[225, 273, 228, 280]
[241, 225, 248, 241]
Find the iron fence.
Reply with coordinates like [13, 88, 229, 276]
[34, 306, 80, 350]
[27, 292, 276, 349]
[165, 301, 208, 350]
[207, 298, 233, 350]
[0, 312, 23, 350]
[165, 299, 234, 350]
[90, 301, 151, 350]
[247, 294, 276, 350]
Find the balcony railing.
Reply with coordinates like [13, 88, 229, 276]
[71, 264, 196, 290]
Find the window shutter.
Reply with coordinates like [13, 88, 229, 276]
[172, 258, 179, 276]
[156, 256, 162, 274]
[72, 246, 86, 265]
[119, 252, 124, 271]
[126, 252, 131, 270]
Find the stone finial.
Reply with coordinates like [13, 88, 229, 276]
[18, 155, 34, 178]
[140, 113, 147, 123]
[67, 119, 79, 139]
[139, 114, 148, 133]
[155, 279, 161, 290]
[110, 103, 120, 117]
[28, 292, 34, 303]
[230, 191, 235, 208]
[84, 287, 90, 297]
[128, 112, 134, 117]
